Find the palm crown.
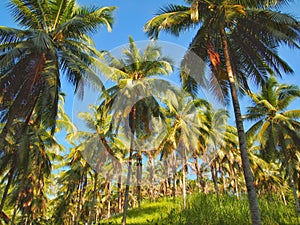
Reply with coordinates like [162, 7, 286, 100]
[145, 0, 300, 97]
[0, 0, 115, 135]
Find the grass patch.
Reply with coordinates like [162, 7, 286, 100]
[100, 197, 182, 225]
[100, 194, 300, 225]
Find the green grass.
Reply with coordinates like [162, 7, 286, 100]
[100, 194, 300, 225]
[100, 197, 181, 225]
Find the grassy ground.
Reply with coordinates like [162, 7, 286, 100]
[100, 194, 300, 225]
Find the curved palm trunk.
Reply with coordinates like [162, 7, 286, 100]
[221, 28, 261, 225]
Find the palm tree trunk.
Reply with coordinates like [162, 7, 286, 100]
[74, 184, 82, 225]
[182, 148, 187, 210]
[233, 168, 239, 199]
[221, 28, 261, 225]
[136, 151, 142, 209]
[221, 167, 226, 194]
[122, 106, 136, 225]
[122, 148, 133, 225]
[286, 160, 300, 214]
[172, 152, 177, 199]
[118, 172, 122, 213]
[118, 174, 122, 213]
[193, 151, 200, 189]
[280, 136, 300, 214]
[290, 176, 300, 214]
[107, 181, 111, 218]
[148, 155, 155, 200]
[0, 167, 14, 213]
[210, 161, 219, 195]
[75, 174, 87, 225]
[281, 191, 287, 206]
[88, 172, 98, 225]
[199, 168, 206, 193]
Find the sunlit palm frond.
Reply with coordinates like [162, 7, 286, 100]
[144, 4, 195, 38]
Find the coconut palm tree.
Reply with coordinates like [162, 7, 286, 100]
[70, 104, 126, 224]
[144, 1, 300, 223]
[0, 120, 62, 224]
[157, 92, 208, 209]
[244, 76, 300, 213]
[52, 148, 90, 225]
[215, 125, 243, 195]
[0, 94, 69, 224]
[0, 0, 115, 140]
[99, 36, 173, 225]
[201, 107, 229, 195]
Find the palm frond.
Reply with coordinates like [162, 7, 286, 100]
[144, 4, 195, 38]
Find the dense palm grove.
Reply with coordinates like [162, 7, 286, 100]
[0, 0, 300, 225]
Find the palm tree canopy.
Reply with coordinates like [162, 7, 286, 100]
[0, 0, 115, 135]
[144, 0, 300, 98]
[99, 37, 174, 144]
[245, 76, 300, 160]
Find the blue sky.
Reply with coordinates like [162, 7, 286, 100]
[1, 0, 300, 128]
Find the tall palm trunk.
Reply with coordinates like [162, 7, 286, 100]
[75, 174, 87, 225]
[117, 163, 123, 213]
[182, 148, 187, 210]
[88, 172, 98, 225]
[221, 167, 226, 194]
[136, 151, 142, 209]
[122, 145, 133, 225]
[122, 106, 136, 225]
[117, 173, 122, 213]
[221, 28, 261, 225]
[232, 167, 239, 199]
[193, 151, 200, 189]
[171, 152, 177, 199]
[288, 165, 300, 214]
[148, 155, 155, 200]
[210, 161, 219, 195]
[107, 181, 111, 218]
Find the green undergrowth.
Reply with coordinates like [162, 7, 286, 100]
[100, 194, 300, 225]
